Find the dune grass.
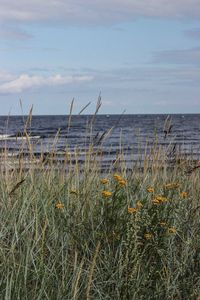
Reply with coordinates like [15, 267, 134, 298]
[0, 112, 200, 299]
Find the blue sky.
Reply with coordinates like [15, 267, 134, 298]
[0, 0, 200, 115]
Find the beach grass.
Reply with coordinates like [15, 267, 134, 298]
[0, 113, 200, 299]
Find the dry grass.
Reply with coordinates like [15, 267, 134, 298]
[0, 109, 200, 299]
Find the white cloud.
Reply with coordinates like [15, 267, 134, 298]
[0, 71, 14, 83]
[0, 0, 200, 26]
[0, 73, 93, 94]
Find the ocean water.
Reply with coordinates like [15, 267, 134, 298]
[0, 114, 200, 166]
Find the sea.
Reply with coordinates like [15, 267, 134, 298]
[0, 114, 200, 168]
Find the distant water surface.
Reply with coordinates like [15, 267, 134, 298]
[0, 114, 199, 166]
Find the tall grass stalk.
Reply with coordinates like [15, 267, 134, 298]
[0, 111, 200, 299]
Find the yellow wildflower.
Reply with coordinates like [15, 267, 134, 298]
[168, 227, 177, 234]
[128, 207, 137, 213]
[147, 187, 154, 193]
[180, 191, 188, 198]
[113, 173, 122, 181]
[159, 221, 167, 226]
[164, 183, 180, 190]
[70, 189, 78, 195]
[100, 178, 109, 184]
[55, 202, 64, 209]
[136, 201, 143, 209]
[118, 179, 126, 187]
[152, 195, 168, 205]
[152, 198, 160, 205]
[144, 233, 152, 240]
[156, 195, 167, 202]
[102, 190, 112, 198]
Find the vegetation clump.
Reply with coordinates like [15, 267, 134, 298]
[0, 111, 200, 299]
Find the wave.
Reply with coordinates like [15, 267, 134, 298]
[0, 134, 41, 141]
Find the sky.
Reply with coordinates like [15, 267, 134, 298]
[0, 0, 200, 115]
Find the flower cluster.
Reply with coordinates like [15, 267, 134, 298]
[180, 191, 188, 198]
[100, 178, 109, 184]
[152, 195, 168, 205]
[159, 221, 167, 227]
[144, 233, 152, 240]
[128, 207, 138, 213]
[102, 190, 112, 198]
[168, 227, 177, 234]
[70, 189, 78, 195]
[55, 202, 64, 209]
[164, 183, 180, 190]
[113, 173, 126, 187]
[128, 201, 143, 214]
[147, 187, 154, 193]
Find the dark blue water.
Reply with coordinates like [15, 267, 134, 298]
[0, 114, 200, 164]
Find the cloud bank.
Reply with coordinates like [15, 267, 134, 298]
[0, 0, 200, 26]
[184, 28, 200, 39]
[0, 73, 93, 94]
[153, 47, 200, 65]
